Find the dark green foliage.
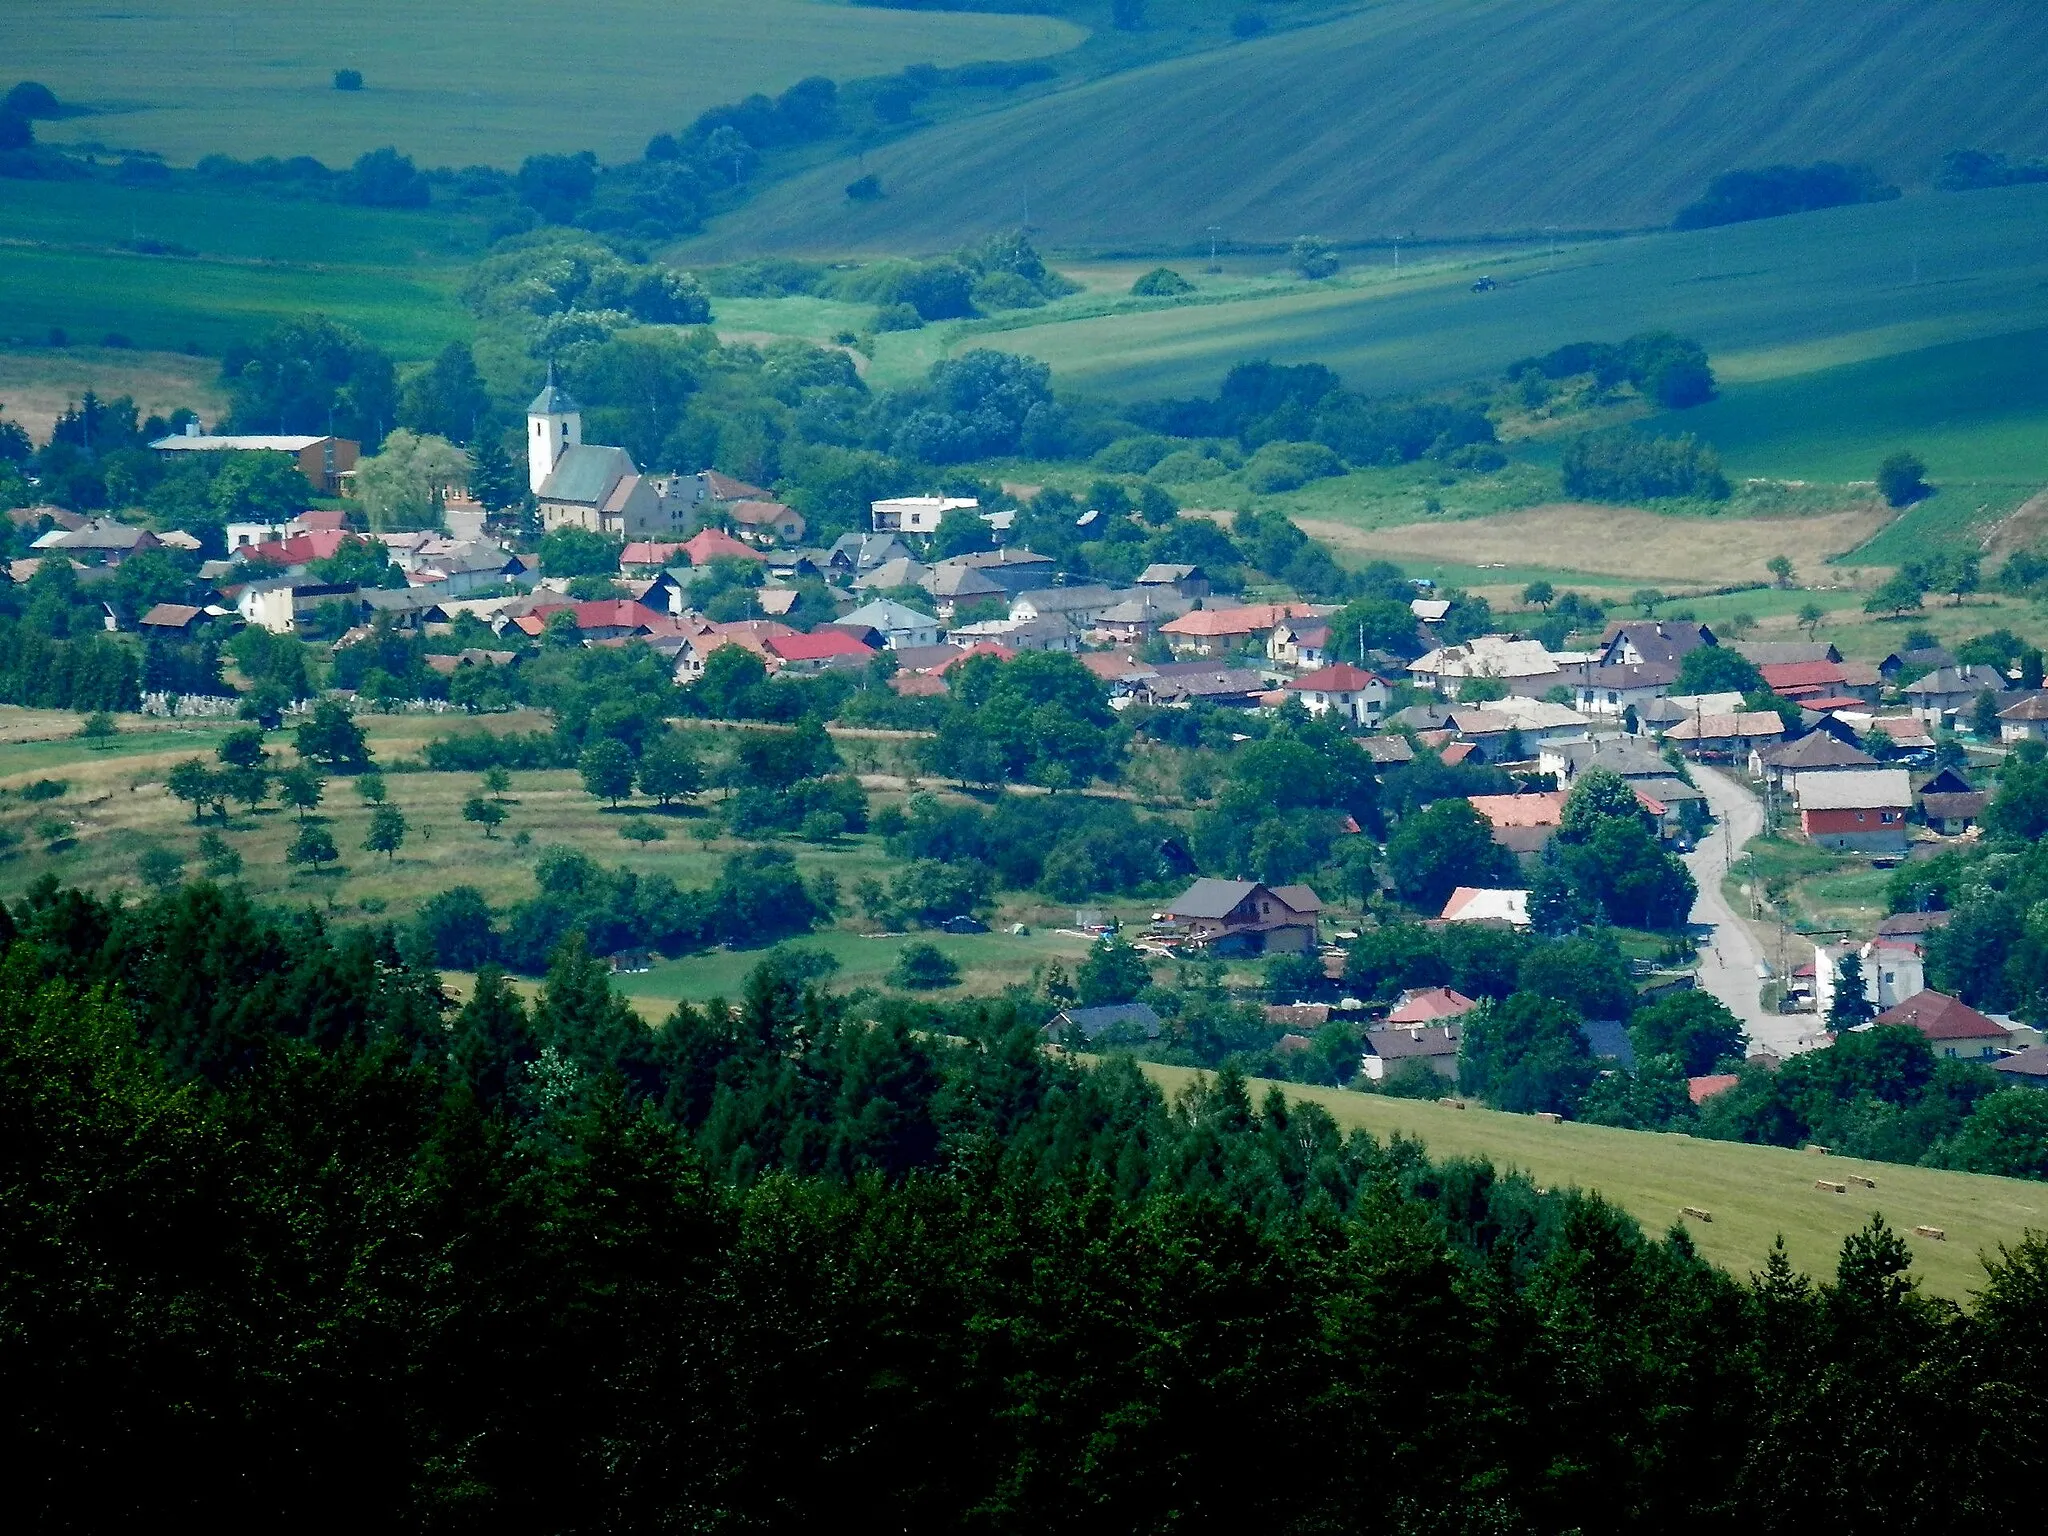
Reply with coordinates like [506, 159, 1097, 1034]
[1675, 161, 1899, 228]
[888, 940, 960, 990]
[1387, 797, 1517, 911]
[1630, 991, 1745, 1076]
[1130, 266, 1194, 296]
[1561, 430, 1730, 501]
[1937, 148, 2048, 191]
[1458, 991, 1596, 1113]
[923, 651, 1123, 788]
[341, 146, 429, 208]
[1878, 449, 1929, 507]
[1677, 644, 1762, 695]
[293, 700, 374, 773]
[220, 316, 397, 451]
[2, 876, 2047, 1529]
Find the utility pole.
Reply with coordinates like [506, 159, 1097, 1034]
[1393, 236, 1400, 273]
[1206, 225, 1220, 272]
[1545, 225, 1557, 273]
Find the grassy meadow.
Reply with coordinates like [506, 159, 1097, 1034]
[1138, 1063, 2048, 1301]
[8, 0, 1085, 169]
[0, 178, 483, 359]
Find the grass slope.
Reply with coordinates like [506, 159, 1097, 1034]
[1138, 1063, 2048, 1301]
[685, 0, 2048, 257]
[0, 179, 486, 358]
[8, 0, 1084, 168]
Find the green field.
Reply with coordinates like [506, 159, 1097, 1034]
[685, 0, 2048, 256]
[1139, 1063, 2048, 1301]
[8, 0, 1086, 169]
[0, 178, 483, 358]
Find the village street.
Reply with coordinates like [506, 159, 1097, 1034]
[1685, 765, 1829, 1058]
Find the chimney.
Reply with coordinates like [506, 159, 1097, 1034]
[185, 420, 202, 437]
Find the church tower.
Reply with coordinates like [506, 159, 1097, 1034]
[526, 365, 582, 494]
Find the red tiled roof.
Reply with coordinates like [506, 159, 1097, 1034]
[1873, 991, 2010, 1042]
[1799, 695, 1868, 713]
[1161, 601, 1323, 636]
[1466, 791, 1565, 829]
[702, 470, 770, 501]
[244, 528, 352, 567]
[930, 641, 1014, 675]
[1287, 662, 1385, 692]
[1688, 1073, 1740, 1105]
[1387, 986, 1479, 1024]
[681, 528, 767, 565]
[763, 628, 874, 662]
[621, 540, 686, 566]
[573, 599, 668, 632]
[1760, 660, 1849, 690]
[891, 671, 949, 697]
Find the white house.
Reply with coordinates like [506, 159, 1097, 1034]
[1409, 635, 1560, 697]
[1282, 663, 1388, 725]
[871, 495, 978, 536]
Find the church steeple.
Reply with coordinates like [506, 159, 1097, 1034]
[526, 363, 582, 494]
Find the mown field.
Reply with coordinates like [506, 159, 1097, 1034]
[0, 709, 1122, 1001]
[1138, 1063, 2048, 1301]
[683, 0, 2048, 257]
[7, 0, 1085, 168]
[0, 178, 483, 360]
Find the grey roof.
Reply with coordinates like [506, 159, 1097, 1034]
[1797, 768, 1912, 811]
[1992, 1044, 2048, 1080]
[1365, 1024, 1461, 1060]
[925, 564, 1005, 598]
[853, 556, 931, 591]
[1602, 621, 1714, 667]
[538, 444, 635, 506]
[1014, 584, 1118, 613]
[528, 371, 579, 415]
[939, 547, 1055, 570]
[1054, 1002, 1162, 1042]
[1551, 737, 1672, 778]
[1759, 733, 1880, 770]
[840, 598, 938, 633]
[1634, 775, 1705, 804]
[1136, 562, 1201, 584]
[1168, 878, 1259, 919]
[827, 532, 912, 571]
[1903, 665, 2007, 696]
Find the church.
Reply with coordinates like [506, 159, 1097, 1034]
[527, 372, 696, 538]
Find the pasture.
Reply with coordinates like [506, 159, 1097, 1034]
[0, 179, 481, 359]
[683, 0, 2048, 256]
[1137, 1062, 2048, 1301]
[7, 0, 1085, 169]
[0, 345, 226, 443]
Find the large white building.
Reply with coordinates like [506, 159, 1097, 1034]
[527, 373, 692, 539]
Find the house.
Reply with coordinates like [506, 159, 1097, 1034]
[923, 563, 1006, 616]
[620, 540, 689, 572]
[1043, 1002, 1163, 1047]
[411, 544, 526, 597]
[1283, 663, 1389, 725]
[1688, 1074, 1741, 1106]
[948, 614, 1079, 652]
[1559, 659, 1679, 718]
[1999, 693, 2048, 743]
[1920, 791, 1989, 836]
[1011, 585, 1122, 627]
[31, 517, 161, 565]
[1486, 697, 1594, 750]
[1760, 658, 1875, 705]
[871, 495, 978, 535]
[560, 599, 673, 641]
[654, 468, 771, 534]
[1158, 601, 1326, 656]
[1409, 635, 1559, 696]
[358, 587, 451, 626]
[1539, 735, 1674, 786]
[1902, 665, 2008, 725]
[837, 598, 940, 650]
[1467, 792, 1565, 854]
[726, 499, 806, 544]
[854, 556, 933, 593]
[1141, 665, 1272, 709]
[1992, 1046, 2048, 1088]
[680, 527, 768, 567]
[1600, 620, 1716, 668]
[1268, 616, 1332, 671]
[1387, 986, 1481, 1025]
[1091, 592, 1195, 644]
[1737, 640, 1843, 667]
[1633, 777, 1707, 841]
[150, 423, 358, 493]
[761, 628, 875, 673]
[827, 532, 915, 579]
[233, 578, 358, 634]
[1797, 768, 1913, 853]
[928, 547, 1056, 594]
[1871, 991, 2011, 1061]
[1878, 910, 1952, 940]
[1136, 562, 1211, 599]
[1360, 734, 1416, 765]
[1163, 878, 1321, 954]
[1359, 1023, 1462, 1082]
[1439, 887, 1531, 928]
[1664, 710, 1786, 761]
[136, 602, 211, 638]
[1751, 731, 1880, 790]
[1879, 645, 1956, 683]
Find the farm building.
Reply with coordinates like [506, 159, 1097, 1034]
[1796, 768, 1912, 853]
[151, 425, 359, 494]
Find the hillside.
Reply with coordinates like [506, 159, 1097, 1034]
[684, 0, 2048, 257]
[1138, 1064, 2048, 1300]
[6, 0, 1084, 167]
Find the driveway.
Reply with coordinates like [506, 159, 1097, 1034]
[1684, 765, 1829, 1057]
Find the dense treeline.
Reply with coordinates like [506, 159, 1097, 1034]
[1562, 429, 1731, 502]
[1674, 161, 1899, 228]
[8, 875, 2048, 1531]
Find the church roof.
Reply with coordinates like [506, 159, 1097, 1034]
[539, 444, 635, 506]
[528, 369, 580, 416]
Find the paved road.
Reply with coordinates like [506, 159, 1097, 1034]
[1684, 765, 1829, 1058]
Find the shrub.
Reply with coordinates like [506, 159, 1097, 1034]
[1092, 434, 1176, 474]
[1131, 266, 1194, 297]
[1244, 439, 1343, 493]
[845, 173, 883, 201]
[333, 69, 364, 91]
[1674, 162, 1898, 229]
[971, 271, 1044, 310]
[1878, 450, 1929, 508]
[1289, 235, 1338, 279]
[889, 941, 960, 990]
[874, 302, 924, 332]
[1560, 431, 1729, 501]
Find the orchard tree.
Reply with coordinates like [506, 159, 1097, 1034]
[287, 822, 339, 871]
[636, 732, 703, 806]
[578, 738, 636, 806]
[463, 794, 507, 839]
[166, 759, 220, 824]
[363, 802, 407, 862]
[295, 700, 374, 773]
[277, 764, 326, 823]
[1767, 555, 1796, 588]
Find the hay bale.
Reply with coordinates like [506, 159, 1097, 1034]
[1681, 1206, 1713, 1222]
[1803, 1144, 1830, 1155]
[1437, 1096, 1465, 1109]
[1815, 1180, 1847, 1194]
[1534, 1111, 1563, 1124]
[1914, 1225, 1947, 1241]
[1848, 1175, 1877, 1189]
